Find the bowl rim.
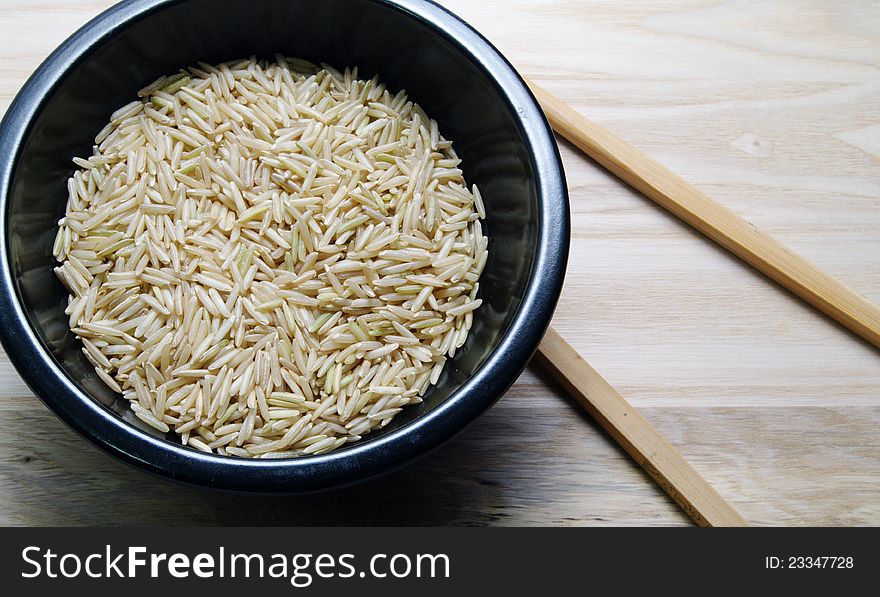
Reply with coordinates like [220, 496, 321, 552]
[0, 0, 569, 492]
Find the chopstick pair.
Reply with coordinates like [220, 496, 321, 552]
[526, 78, 880, 527]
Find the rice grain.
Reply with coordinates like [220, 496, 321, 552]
[55, 57, 488, 458]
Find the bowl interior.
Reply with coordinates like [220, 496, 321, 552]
[5, 0, 541, 455]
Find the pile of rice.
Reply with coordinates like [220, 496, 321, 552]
[53, 56, 488, 458]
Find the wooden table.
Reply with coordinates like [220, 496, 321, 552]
[1, 0, 878, 526]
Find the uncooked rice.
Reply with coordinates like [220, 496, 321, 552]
[53, 56, 488, 458]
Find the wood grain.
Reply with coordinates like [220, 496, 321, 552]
[529, 80, 880, 348]
[1, 0, 879, 526]
[535, 328, 746, 526]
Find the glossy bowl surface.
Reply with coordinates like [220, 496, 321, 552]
[0, 0, 569, 491]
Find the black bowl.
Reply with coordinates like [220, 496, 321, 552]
[0, 0, 568, 492]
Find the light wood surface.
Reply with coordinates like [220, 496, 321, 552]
[535, 328, 746, 526]
[530, 80, 880, 348]
[1, 0, 879, 526]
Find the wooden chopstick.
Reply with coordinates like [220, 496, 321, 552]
[535, 328, 747, 526]
[526, 79, 880, 349]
